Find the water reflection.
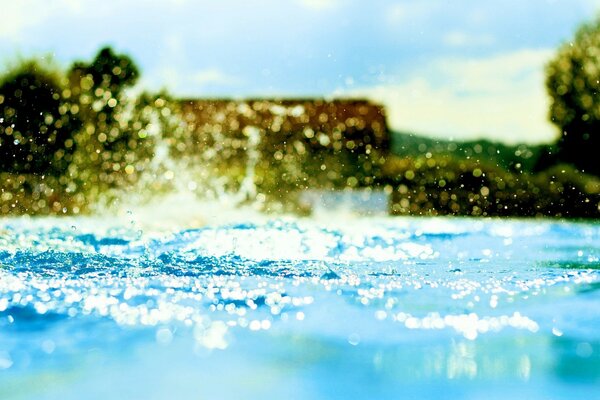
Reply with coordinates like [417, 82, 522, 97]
[552, 336, 600, 383]
[0, 217, 599, 399]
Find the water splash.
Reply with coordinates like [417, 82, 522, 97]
[0, 216, 599, 399]
[235, 125, 261, 204]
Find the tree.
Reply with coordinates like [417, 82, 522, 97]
[67, 47, 154, 192]
[0, 61, 80, 174]
[70, 47, 138, 94]
[68, 46, 139, 134]
[546, 17, 600, 176]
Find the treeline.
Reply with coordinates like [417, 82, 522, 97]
[377, 16, 600, 218]
[391, 131, 552, 173]
[0, 47, 182, 214]
[381, 132, 599, 218]
[379, 153, 599, 218]
[1, 13, 600, 219]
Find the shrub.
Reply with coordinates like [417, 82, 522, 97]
[382, 155, 599, 218]
[0, 60, 81, 175]
[545, 17, 600, 176]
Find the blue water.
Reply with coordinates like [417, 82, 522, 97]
[0, 215, 599, 399]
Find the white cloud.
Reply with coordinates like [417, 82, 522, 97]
[135, 66, 178, 96]
[0, 0, 97, 40]
[192, 68, 242, 87]
[141, 66, 243, 96]
[297, 0, 338, 11]
[443, 31, 495, 47]
[439, 49, 553, 93]
[348, 49, 558, 144]
[0, 1, 54, 40]
[386, 2, 436, 25]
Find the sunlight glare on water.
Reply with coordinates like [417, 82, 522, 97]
[0, 209, 599, 399]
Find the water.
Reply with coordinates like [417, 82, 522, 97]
[0, 211, 599, 399]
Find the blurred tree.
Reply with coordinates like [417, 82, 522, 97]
[71, 47, 138, 94]
[546, 17, 600, 176]
[67, 47, 155, 193]
[0, 61, 80, 175]
[68, 46, 139, 129]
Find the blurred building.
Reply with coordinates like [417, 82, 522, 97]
[175, 98, 391, 207]
[179, 98, 389, 152]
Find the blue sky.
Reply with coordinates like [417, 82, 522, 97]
[0, 0, 598, 143]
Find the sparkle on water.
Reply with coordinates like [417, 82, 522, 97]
[0, 209, 599, 399]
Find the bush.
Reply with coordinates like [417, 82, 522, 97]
[0, 48, 186, 214]
[545, 17, 600, 176]
[0, 60, 81, 175]
[382, 155, 599, 218]
[65, 48, 168, 204]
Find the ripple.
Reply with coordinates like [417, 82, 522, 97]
[0, 216, 599, 395]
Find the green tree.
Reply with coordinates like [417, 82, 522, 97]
[546, 17, 600, 176]
[0, 61, 80, 174]
[67, 46, 154, 193]
[68, 46, 138, 126]
[70, 47, 138, 95]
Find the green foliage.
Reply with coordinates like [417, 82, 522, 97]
[175, 100, 389, 211]
[68, 92, 170, 204]
[391, 131, 551, 173]
[113, 92, 187, 199]
[0, 60, 81, 175]
[0, 173, 85, 214]
[65, 48, 160, 201]
[69, 47, 138, 99]
[546, 16, 600, 176]
[0, 48, 184, 214]
[1, 45, 598, 219]
[382, 155, 599, 218]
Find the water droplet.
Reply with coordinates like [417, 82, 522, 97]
[156, 328, 173, 345]
[552, 327, 563, 337]
[0, 352, 12, 369]
[348, 333, 360, 346]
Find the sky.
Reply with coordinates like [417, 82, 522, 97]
[0, 0, 598, 144]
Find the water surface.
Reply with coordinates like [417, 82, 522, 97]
[0, 214, 599, 399]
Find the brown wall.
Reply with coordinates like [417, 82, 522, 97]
[178, 98, 390, 153]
